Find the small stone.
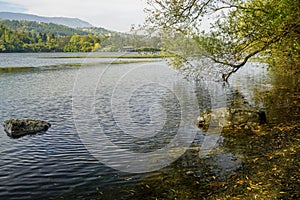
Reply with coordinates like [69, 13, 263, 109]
[3, 119, 51, 138]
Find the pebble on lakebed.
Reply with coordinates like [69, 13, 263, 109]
[2, 119, 51, 138]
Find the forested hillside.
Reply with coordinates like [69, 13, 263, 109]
[0, 19, 89, 36]
[0, 23, 105, 52]
[0, 12, 93, 28]
[0, 19, 162, 53]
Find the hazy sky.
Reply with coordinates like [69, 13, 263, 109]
[0, 0, 148, 32]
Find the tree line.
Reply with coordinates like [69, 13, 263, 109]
[0, 24, 105, 52]
[0, 19, 162, 53]
[0, 19, 89, 36]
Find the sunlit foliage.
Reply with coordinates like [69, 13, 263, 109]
[146, 0, 300, 80]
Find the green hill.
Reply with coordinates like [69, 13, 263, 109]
[0, 19, 161, 53]
[0, 12, 93, 28]
[0, 19, 89, 36]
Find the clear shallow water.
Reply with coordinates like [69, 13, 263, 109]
[0, 53, 270, 199]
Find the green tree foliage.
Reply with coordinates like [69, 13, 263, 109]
[0, 24, 106, 53]
[0, 19, 162, 53]
[146, 0, 300, 80]
[80, 27, 113, 37]
[64, 34, 103, 52]
[0, 19, 89, 36]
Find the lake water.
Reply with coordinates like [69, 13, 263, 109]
[0, 52, 288, 199]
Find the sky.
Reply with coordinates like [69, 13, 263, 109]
[0, 0, 148, 32]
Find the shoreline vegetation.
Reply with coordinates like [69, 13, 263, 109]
[0, 19, 162, 53]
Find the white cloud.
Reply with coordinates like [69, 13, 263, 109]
[7, 0, 148, 32]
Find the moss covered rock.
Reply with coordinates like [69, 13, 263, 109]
[3, 119, 51, 138]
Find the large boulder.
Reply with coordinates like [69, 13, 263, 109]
[196, 108, 267, 131]
[3, 119, 51, 138]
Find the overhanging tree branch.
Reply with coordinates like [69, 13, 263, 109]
[146, 0, 300, 81]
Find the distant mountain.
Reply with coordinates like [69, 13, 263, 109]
[0, 12, 93, 28]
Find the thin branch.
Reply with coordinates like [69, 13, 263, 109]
[221, 29, 291, 81]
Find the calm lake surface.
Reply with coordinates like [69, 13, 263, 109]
[0, 52, 298, 199]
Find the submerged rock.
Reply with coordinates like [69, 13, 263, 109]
[3, 119, 51, 138]
[196, 108, 267, 131]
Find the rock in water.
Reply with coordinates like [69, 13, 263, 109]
[196, 108, 267, 131]
[3, 119, 51, 138]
